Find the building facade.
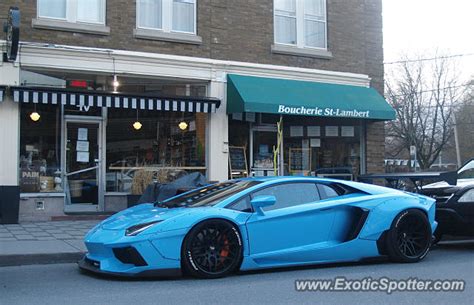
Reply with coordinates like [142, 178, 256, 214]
[0, 0, 393, 223]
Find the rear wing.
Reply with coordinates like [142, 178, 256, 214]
[358, 171, 457, 193]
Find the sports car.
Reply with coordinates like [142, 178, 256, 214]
[433, 185, 474, 243]
[78, 177, 437, 278]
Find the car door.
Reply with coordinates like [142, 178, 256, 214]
[245, 182, 336, 265]
[456, 188, 474, 227]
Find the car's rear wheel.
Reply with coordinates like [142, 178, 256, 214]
[386, 209, 431, 263]
[181, 219, 243, 279]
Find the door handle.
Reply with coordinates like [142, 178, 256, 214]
[319, 207, 333, 212]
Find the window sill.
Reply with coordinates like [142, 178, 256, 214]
[32, 18, 110, 36]
[105, 192, 131, 196]
[134, 28, 202, 45]
[271, 44, 333, 59]
[20, 192, 65, 198]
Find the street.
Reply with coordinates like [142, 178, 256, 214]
[1, 241, 472, 305]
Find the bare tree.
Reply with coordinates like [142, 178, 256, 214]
[455, 80, 474, 163]
[385, 54, 465, 170]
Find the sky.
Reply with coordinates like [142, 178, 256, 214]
[382, 0, 474, 82]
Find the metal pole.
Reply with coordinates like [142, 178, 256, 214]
[414, 152, 417, 172]
[453, 114, 462, 168]
[279, 115, 284, 176]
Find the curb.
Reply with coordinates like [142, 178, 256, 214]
[0, 252, 84, 267]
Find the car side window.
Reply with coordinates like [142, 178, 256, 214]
[459, 189, 474, 203]
[317, 184, 340, 199]
[228, 196, 252, 212]
[252, 183, 320, 211]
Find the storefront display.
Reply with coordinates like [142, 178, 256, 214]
[19, 103, 61, 193]
[229, 114, 362, 179]
[14, 81, 219, 214]
[106, 108, 207, 193]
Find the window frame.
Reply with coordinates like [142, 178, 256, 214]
[273, 0, 327, 50]
[37, 0, 106, 25]
[136, 0, 197, 35]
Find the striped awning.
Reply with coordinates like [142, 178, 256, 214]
[11, 86, 221, 113]
[0, 86, 5, 103]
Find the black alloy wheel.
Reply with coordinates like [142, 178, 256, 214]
[181, 219, 243, 278]
[386, 209, 432, 263]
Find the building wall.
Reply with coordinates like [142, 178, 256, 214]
[1, 0, 384, 91]
[1, 0, 386, 175]
[366, 121, 386, 174]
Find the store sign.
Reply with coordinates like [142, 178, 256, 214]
[20, 169, 40, 192]
[4, 7, 20, 62]
[77, 105, 91, 112]
[277, 105, 370, 118]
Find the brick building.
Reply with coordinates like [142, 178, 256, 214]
[0, 0, 394, 223]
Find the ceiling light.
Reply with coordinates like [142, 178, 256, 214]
[133, 121, 142, 130]
[178, 121, 188, 130]
[30, 111, 40, 122]
[112, 75, 120, 88]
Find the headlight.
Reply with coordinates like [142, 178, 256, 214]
[125, 220, 162, 236]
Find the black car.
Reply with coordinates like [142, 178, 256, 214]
[422, 158, 474, 203]
[434, 185, 474, 243]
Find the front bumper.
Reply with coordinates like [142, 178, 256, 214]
[80, 226, 187, 278]
[78, 256, 181, 278]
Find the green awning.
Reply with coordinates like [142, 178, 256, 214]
[227, 74, 395, 120]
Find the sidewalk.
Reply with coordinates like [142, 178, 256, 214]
[0, 220, 99, 266]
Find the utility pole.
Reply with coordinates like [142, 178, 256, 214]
[453, 115, 462, 168]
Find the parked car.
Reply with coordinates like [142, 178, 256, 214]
[433, 185, 474, 243]
[79, 177, 436, 279]
[421, 158, 474, 203]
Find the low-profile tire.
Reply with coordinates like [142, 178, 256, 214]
[386, 209, 432, 263]
[181, 219, 243, 279]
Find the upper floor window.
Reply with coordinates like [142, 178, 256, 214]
[274, 0, 327, 49]
[38, 0, 106, 24]
[137, 0, 196, 34]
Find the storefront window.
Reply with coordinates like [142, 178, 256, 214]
[106, 109, 207, 193]
[283, 116, 361, 180]
[229, 114, 362, 180]
[19, 104, 62, 193]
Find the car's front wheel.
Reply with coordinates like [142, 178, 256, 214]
[386, 209, 432, 263]
[181, 219, 243, 279]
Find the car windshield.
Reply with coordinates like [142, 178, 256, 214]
[156, 180, 261, 208]
[458, 160, 474, 179]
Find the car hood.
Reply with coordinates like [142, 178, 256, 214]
[423, 178, 474, 191]
[100, 203, 190, 230]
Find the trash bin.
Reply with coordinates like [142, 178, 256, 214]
[0, 186, 20, 224]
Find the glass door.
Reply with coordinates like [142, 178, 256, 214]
[250, 125, 278, 176]
[63, 119, 103, 212]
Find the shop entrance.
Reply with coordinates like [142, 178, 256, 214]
[63, 116, 104, 212]
[250, 125, 279, 176]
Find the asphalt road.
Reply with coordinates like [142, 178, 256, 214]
[1, 241, 473, 305]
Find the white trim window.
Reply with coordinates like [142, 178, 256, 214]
[137, 0, 197, 34]
[274, 0, 327, 49]
[38, 0, 106, 25]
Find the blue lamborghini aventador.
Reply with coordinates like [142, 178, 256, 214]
[78, 177, 437, 278]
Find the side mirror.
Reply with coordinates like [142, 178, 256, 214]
[250, 195, 276, 216]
